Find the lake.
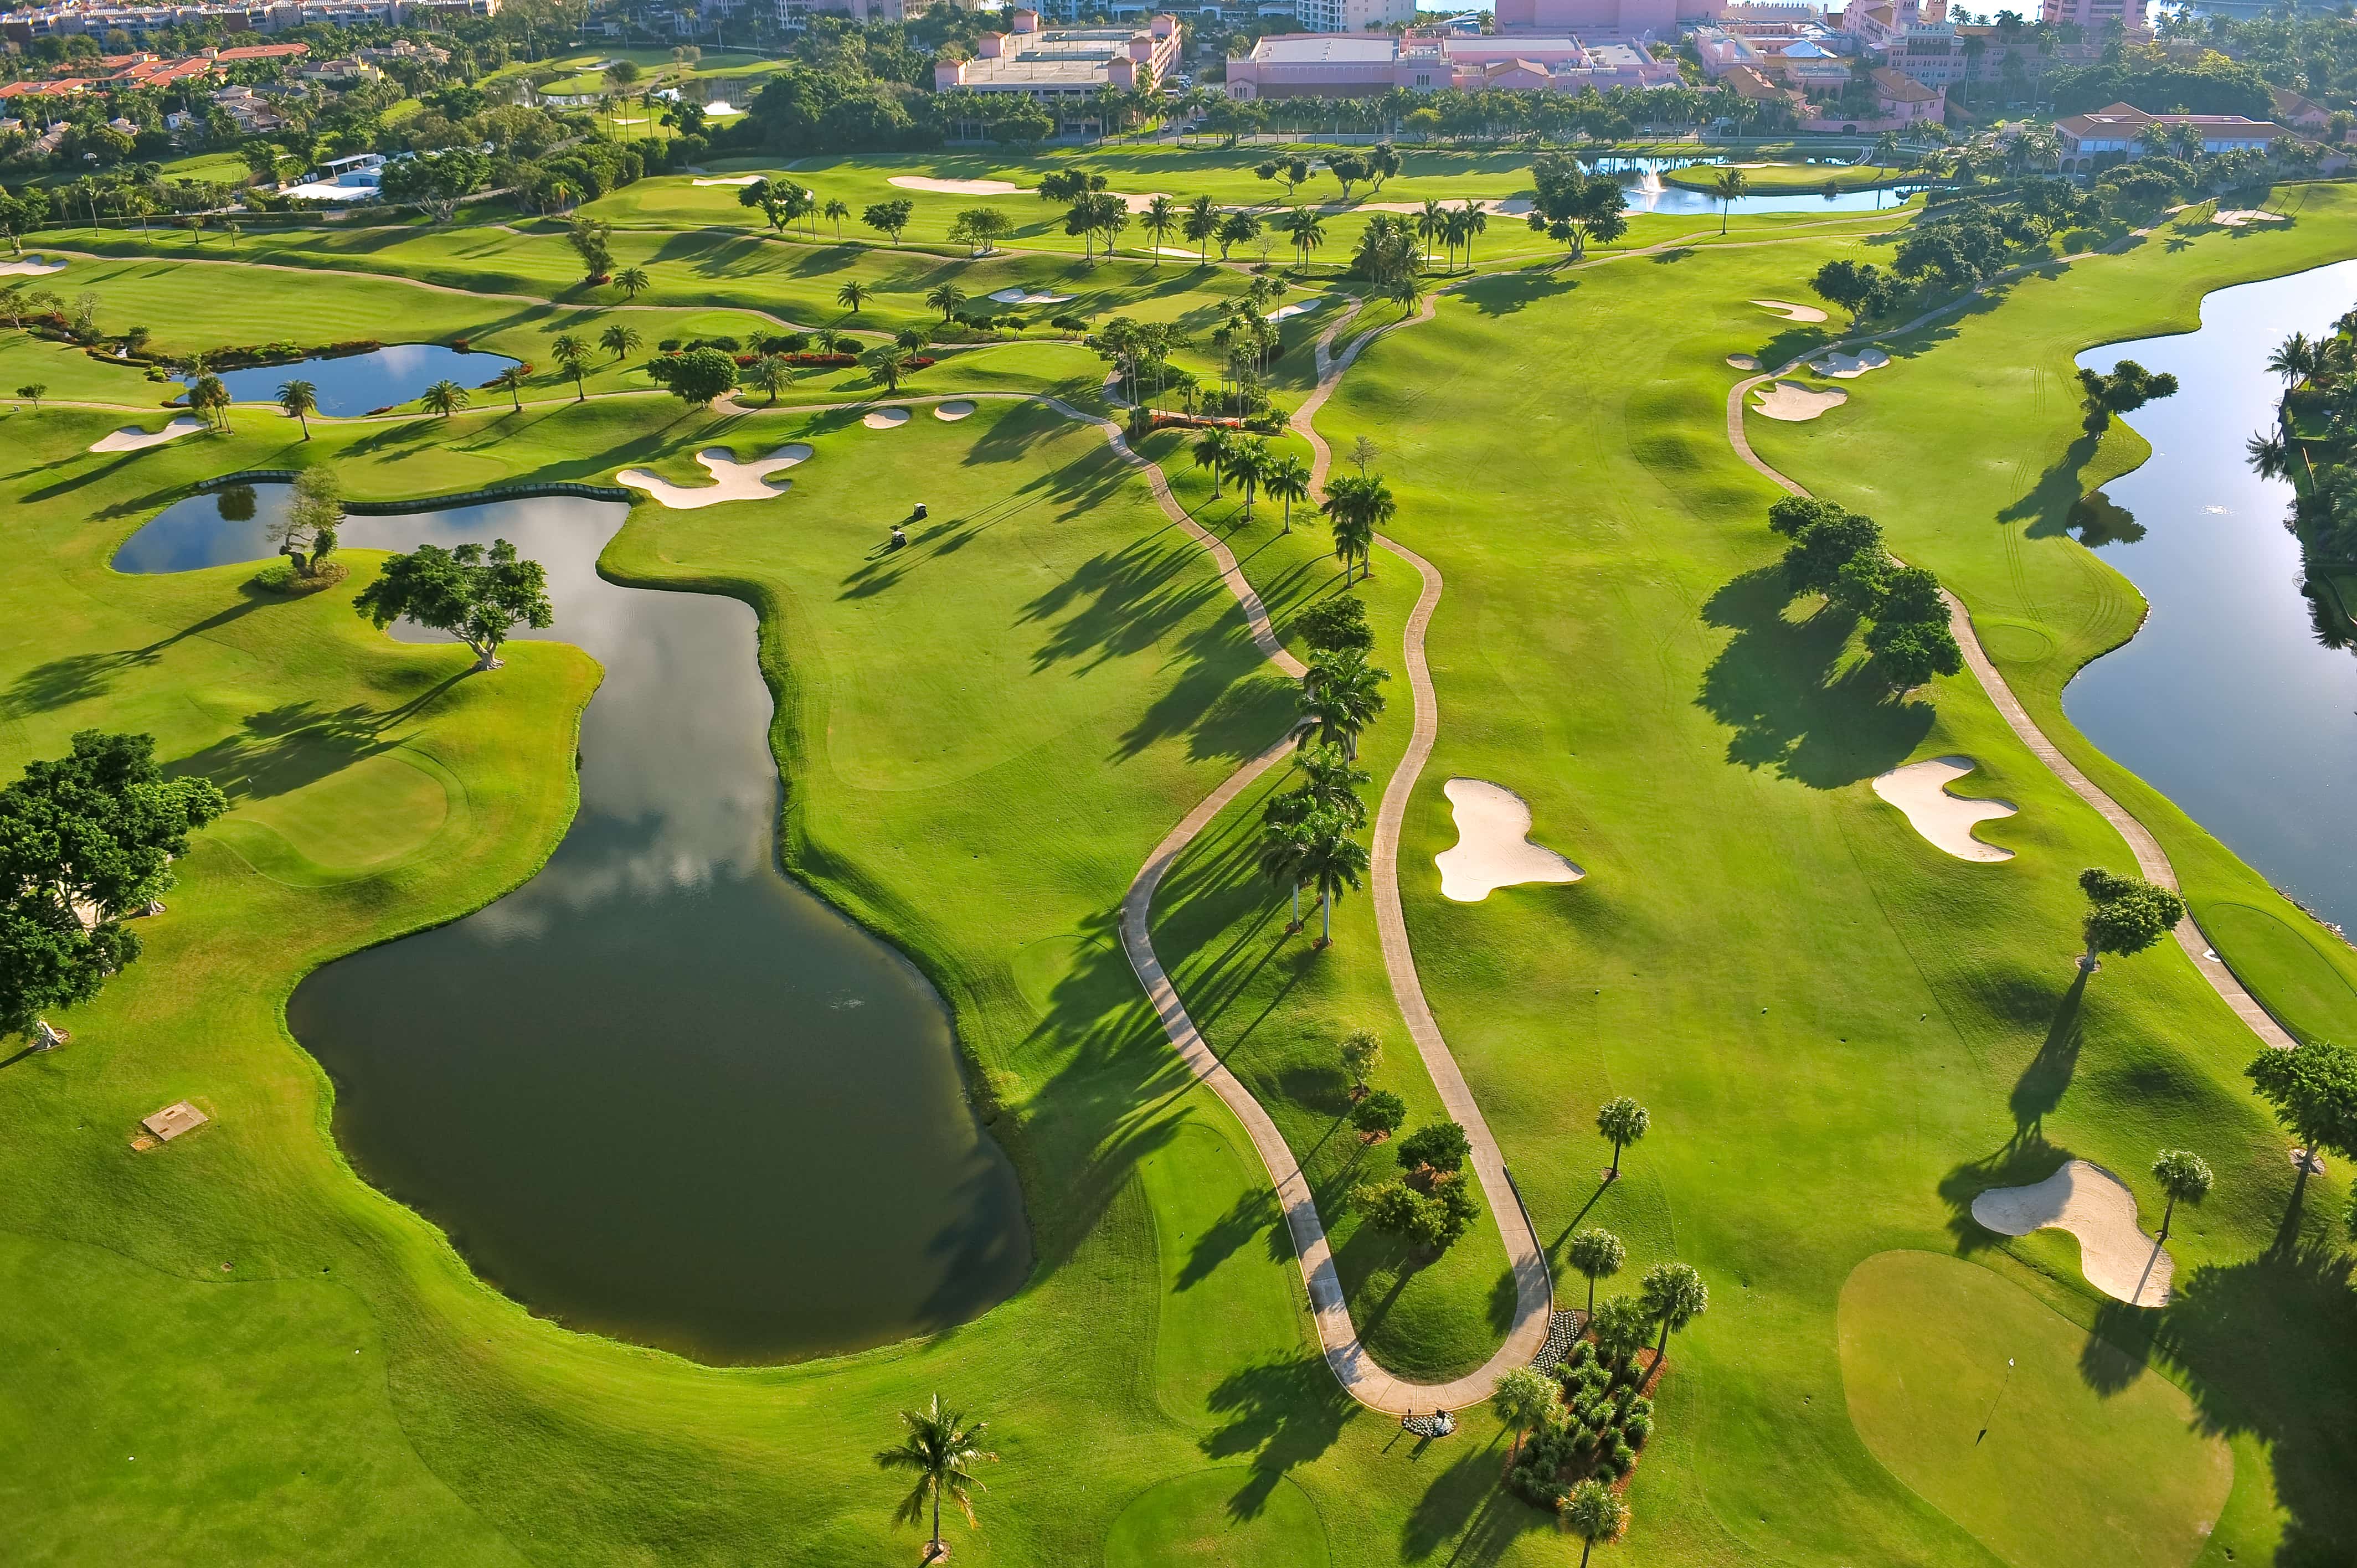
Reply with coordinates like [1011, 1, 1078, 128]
[187, 343, 521, 418]
[2070, 256, 2357, 935]
[115, 486, 1031, 1363]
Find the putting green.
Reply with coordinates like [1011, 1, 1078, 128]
[1102, 1469, 1330, 1568]
[1838, 1251, 2231, 1568]
[215, 749, 456, 884]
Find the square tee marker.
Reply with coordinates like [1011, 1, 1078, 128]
[140, 1102, 208, 1142]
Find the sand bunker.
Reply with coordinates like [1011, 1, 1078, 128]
[693, 174, 764, 186]
[88, 416, 207, 452]
[1752, 298, 1829, 323]
[933, 400, 976, 421]
[891, 176, 1023, 195]
[1810, 347, 1891, 378]
[862, 406, 912, 429]
[1433, 778, 1583, 902]
[0, 254, 66, 276]
[616, 444, 811, 508]
[1973, 1160, 2174, 1306]
[1873, 756, 2015, 862]
[987, 288, 1073, 306]
[1265, 299, 1325, 322]
[2212, 209, 2288, 227]
[1726, 353, 1761, 370]
[1751, 380, 1847, 421]
[1152, 246, 1197, 257]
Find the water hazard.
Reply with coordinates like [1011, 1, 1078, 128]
[116, 487, 1030, 1361]
[184, 343, 520, 417]
[2069, 257, 2357, 933]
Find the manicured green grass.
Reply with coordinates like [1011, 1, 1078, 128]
[1102, 1467, 1331, 1567]
[1838, 1250, 2233, 1568]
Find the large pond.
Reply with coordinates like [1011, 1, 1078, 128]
[1599, 157, 1923, 216]
[184, 343, 520, 418]
[2069, 257, 2357, 934]
[117, 487, 1030, 1362]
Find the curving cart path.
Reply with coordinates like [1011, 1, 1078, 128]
[1723, 310, 2298, 1052]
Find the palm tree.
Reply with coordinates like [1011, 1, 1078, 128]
[1320, 474, 1392, 585]
[925, 282, 969, 322]
[745, 354, 795, 404]
[1597, 1096, 1649, 1179]
[1458, 199, 1486, 267]
[421, 379, 469, 417]
[493, 363, 529, 411]
[1258, 809, 1315, 930]
[864, 343, 914, 393]
[1567, 1226, 1625, 1317]
[1231, 436, 1271, 520]
[188, 373, 230, 430]
[2149, 1148, 2213, 1240]
[276, 378, 318, 439]
[600, 322, 643, 363]
[2267, 331, 2317, 389]
[874, 1394, 997, 1565]
[1416, 197, 1445, 270]
[1590, 1292, 1653, 1371]
[1488, 1365, 1558, 1466]
[1299, 648, 1388, 760]
[838, 280, 869, 315]
[1140, 193, 1178, 264]
[825, 198, 851, 240]
[1298, 811, 1369, 946]
[1281, 206, 1326, 274]
[1264, 453, 1311, 533]
[1562, 1480, 1628, 1568]
[2247, 428, 2291, 482]
[1182, 193, 1219, 265]
[615, 266, 651, 301]
[1191, 426, 1233, 498]
[1640, 1260, 1707, 1363]
[550, 334, 590, 400]
[1713, 166, 1749, 235]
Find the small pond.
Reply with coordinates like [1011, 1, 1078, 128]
[1609, 158, 1922, 217]
[117, 486, 1031, 1362]
[2069, 256, 2357, 933]
[184, 343, 520, 418]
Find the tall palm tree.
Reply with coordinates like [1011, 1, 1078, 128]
[825, 198, 851, 240]
[1639, 1260, 1708, 1362]
[2267, 331, 2317, 390]
[1562, 1480, 1628, 1568]
[188, 373, 230, 430]
[1299, 648, 1387, 760]
[275, 378, 318, 439]
[1264, 453, 1311, 533]
[1713, 167, 1749, 235]
[1320, 473, 1393, 584]
[421, 379, 469, 417]
[838, 280, 869, 315]
[1140, 193, 1178, 264]
[1281, 206, 1326, 274]
[1231, 436, 1271, 519]
[1488, 1365, 1558, 1466]
[1284, 742, 1369, 829]
[925, 282, 969, 321]
[1258, 808, 1315, 930]
[493, 363, 529, 411]
[874, 1394, 996, 1564]
[550, 333, 590, 400]
[614, 267, 651, 301]
[1297, 811, 1369, 946]
[600, 322, 644, 363]
[1183, 193, 1219, 265]
[1597, 1095, 1649, 1179]
[1567, 1226, 1626, 1316]
[1191, 426, 1233, 499]
[1458, 199, 1486, 267]
[1415, 197, 1445, 270]
[744, 354, 794, 404]
[2149, 1148, 2213, 1240]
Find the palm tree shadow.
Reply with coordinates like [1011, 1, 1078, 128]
[1200, 1355, 1355, 1521]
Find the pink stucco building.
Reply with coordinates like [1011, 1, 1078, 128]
[1223, 28, 1682, 98]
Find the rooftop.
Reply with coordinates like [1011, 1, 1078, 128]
[1252, 34, 1400, 61]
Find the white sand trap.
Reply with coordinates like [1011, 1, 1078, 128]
[2212, 208, 2288, 227]
[1265, 298, 1325, 322]
[1152, 246, 1198, 257]
[1433, 778, 1583, 902]
[933, 400, 976, 421]
[1973, 1160, 2174, 1306]
[1752, 298, 1829, 323]
[987, 288, 1073, 306]
[693, 174, 765, 185]
[89, 416, 207, 452]
[1751, 380, 1847, 421]
[891, 176, 1025, 195]
[1873, 756, 2015, 862]
[616, 443, 810, 508]
[1726, 353, 1761, 370]
[862, 406, 912, 429]
[0, 254, 66, 276]
[1810, 347, 1891, 378]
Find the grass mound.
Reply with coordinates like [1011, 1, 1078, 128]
[1838, 1250, 2232, 1568]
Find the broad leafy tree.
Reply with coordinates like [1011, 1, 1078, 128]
[2247, 1041, 2357, 1185]
[1397, 1119, 1471, 1176]
[2077, 868, 2186, 969]
[1352, 1089, 1406, 1138]
[1340, 1027, 1383, 1094]
[651, 347, 738, 406]
[0, 731, 226, 1041]
[279, 464, 342, 577]
[353, 538, 553, 672]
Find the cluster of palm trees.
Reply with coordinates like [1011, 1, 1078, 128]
[1256, 588, 1394, 946]
[738, 177, 850, 245]
[1188, 428, 1313, 530]
[1411, 198, 1490, 272]
[547, 322, 647, 401]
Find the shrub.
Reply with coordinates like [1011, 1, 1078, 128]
[1566, 1340, 1595, 1370]
[1609, 1435, 1635, 1470]
[1051, 312, 1088, 331]
[1623, 1413, 1651, 1447]
[1625, 1395, 1651, 1420]
[658, 337, 682, 352]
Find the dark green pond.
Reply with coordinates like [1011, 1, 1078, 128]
[118, 488, 1030, 1363]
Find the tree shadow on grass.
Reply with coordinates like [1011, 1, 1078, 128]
[168, 690, 461, 805]
[1401, 1442, 1551, 1565]
[2009, 966, 2088, 1141]
[1696, 566, 1933, 788]
[1455, 271, 1579, 318]
[1936, 1135, 2076, 1255]
[2002, 431, 2101, 541]
[2111, 1242, 2357, 1562]
[1202, 1354, 1355, 1521]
